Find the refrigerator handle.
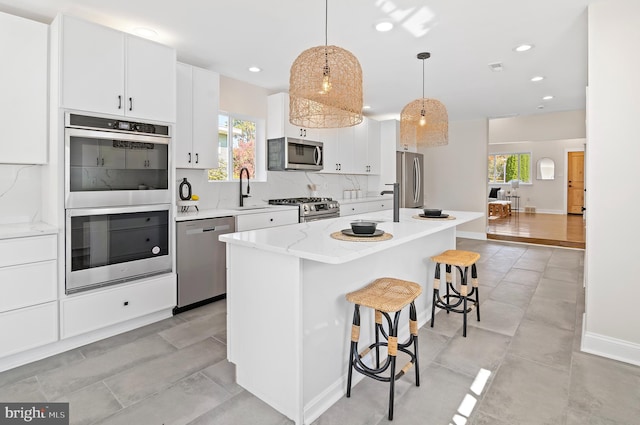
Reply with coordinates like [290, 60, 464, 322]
[413, 157, 420, 203]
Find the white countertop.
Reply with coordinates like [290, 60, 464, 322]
[0, 221, 58, 240]
[175, 204, 299, 221]
[220, 208, 483, 264]
[337, 195, 393, 205]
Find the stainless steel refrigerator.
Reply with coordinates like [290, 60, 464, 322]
[396, 151, 424, 208]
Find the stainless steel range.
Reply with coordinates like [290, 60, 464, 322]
[268, 197, 340, 222]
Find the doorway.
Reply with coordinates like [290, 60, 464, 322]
[567, 151, 585, 214]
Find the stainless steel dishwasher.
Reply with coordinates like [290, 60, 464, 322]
[175, 216, 235, 313]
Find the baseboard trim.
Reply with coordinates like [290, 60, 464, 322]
[457, 231, 486, 240]
[0, 309, 173, 373]
[581, 329, 640, 367]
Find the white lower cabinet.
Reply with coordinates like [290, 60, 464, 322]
[60, 273, 176, 339]
[340, 200, 393, 216]
[0, 234, 58, 359]
[236, 210, 299, 231]
[0, 302, 58, 358]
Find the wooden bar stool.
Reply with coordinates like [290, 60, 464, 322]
[430, 250, 481, 337]
[345, 277, 422, 421]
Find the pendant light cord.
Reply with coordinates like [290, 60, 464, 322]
[325, 0, 328, 47]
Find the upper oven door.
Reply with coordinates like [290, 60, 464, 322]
[65, 127, 171, 208]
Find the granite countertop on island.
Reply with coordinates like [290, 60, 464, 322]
[219, 208, 483, 264]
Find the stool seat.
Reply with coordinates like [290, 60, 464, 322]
[431, 250, 480, 268]
[346, 277, 422, 313]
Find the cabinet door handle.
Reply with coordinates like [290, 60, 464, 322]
[118, 95, 122, 109]
[123, 301, 129, 306]
[96, 157, 99, 166]
[195, 153, 199, 164]
[129, 97, 133, 111]
[102, 158, 104, 166]
[303, 129, 307, 137]
[188, 153, 192, 163]
[300, 128, 303, 137]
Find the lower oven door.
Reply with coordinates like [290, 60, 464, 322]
[65, 204, 172, 294]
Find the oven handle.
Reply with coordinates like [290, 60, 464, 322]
[65, 127, 169, 144]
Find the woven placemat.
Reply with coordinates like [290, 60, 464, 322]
[330, 231, 393, 242]
[412, 215, 456, 221]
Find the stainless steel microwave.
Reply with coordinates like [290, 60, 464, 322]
[267, 137, 323, 171]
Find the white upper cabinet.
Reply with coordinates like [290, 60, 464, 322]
[0, 12, 48, 164]
[267, 93, 319, 141]
[319, 117, 380, 175]
[175, 62, 219, 169]
[57, 15, 176, 123]
[366, 118, 381, 174]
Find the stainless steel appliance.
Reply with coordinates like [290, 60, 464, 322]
[65, 204, 172, 294]
[267, 137, 323, 171]
[268, 197, 340, 222]
[396, 151, 424, 208]
[65, 113, 171, 208]
[175, 216, 235, 313]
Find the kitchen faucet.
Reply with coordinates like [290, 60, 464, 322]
[239, 167, 251, 207]
[380, 183, 400, 222]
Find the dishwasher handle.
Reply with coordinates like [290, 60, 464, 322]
[186, 224, 233, 235]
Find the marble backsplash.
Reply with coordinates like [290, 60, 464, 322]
[0, 163, 375, 224]
[175, 169, 372, 210]
[0, 164, 42, 224]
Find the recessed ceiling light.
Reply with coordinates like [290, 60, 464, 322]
[514, 44, 534, 52]
[133, 27, 157, 38]
[375, 21, 394, 32]
[542, 95, 554, 100]
[531, 76, 545, 82]
[248, 66, 261, 73]
[363, 105, 371, 110]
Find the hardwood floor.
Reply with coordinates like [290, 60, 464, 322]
[487, 212, 585, 249]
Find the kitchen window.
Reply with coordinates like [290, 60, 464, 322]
[208, 112, 265, 181]
[488, 152, 531, 184]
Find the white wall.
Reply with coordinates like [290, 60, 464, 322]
[489, 110, 586, 143]
[421, 119, 488, 238]
[488, 138, 585, 213]
[583, 0, 640, 366]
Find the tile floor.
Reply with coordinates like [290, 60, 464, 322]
[2, 239, 639, 425]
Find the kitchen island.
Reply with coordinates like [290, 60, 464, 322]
[220, 208, 482, 425]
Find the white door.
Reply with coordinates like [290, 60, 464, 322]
[175, 63, 194, 168]
[61, 15, 125, 115]
[125, 36, 176, 122]
[191, 67, 219, 169]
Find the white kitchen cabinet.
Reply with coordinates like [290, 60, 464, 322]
[339, 199, 392, 216]
[57, 14, 176, 123]
[0, 234, 58, 359]
[176, 63, 219, 169]
[60, 273, 176, 339]
[267, 93, 320, 141]
[320, 117, 380, 175]
[236, 209, 299, 231]
[0, 12, 48, 164]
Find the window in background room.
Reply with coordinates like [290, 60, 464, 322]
[209, 113, 264, 181]
[488, 153, 531, 184]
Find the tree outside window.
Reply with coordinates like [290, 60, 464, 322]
[488, 153, 531, 183]
[209, 114, 257, 181]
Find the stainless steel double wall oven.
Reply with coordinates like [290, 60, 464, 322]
[64, 113, 172, 294]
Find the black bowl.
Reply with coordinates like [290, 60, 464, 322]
[423, 208, 442, 217]
[350, 221, 377, 234]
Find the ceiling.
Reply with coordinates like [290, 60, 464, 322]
[1, 0, 592, 122]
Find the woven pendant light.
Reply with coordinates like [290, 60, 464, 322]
[400, 52, 448, 147]
[289, 0, 363, 128]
